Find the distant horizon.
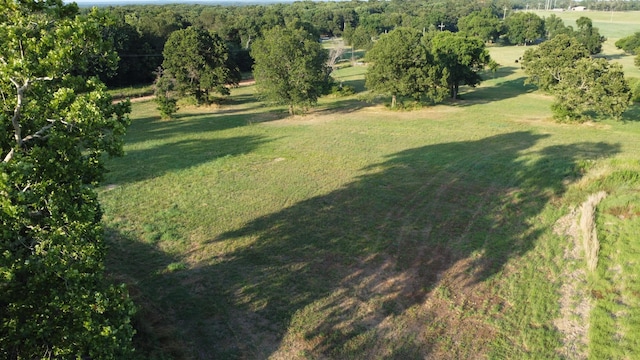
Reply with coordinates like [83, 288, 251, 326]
[66, 0, 300, 6]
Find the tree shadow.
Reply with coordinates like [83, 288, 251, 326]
[104, 135, 270, 184]
[594, 53, 629, 60]
[483, 65, 518, 80]
[622, 102, 640, 122]
[315, 97, 372, 115]
[129, 131, 617, 358]
[104, 227, 190, 360]
[340, 78, 366, 93]
[451, 77, 537, 106]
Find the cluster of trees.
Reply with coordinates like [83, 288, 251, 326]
[1, 0, 136, 358]
[112, 2, 620, 119]
[522, 34, 631, 121]
[365, 28, 495, 107]
[616, 31, 640, 67]
[92, 1, 616, 89]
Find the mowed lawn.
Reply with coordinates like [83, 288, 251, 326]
[100, 41, 640, 359]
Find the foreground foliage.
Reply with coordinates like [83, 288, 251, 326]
[0, 0, 135, 357]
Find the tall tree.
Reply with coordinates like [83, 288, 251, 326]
[428, 31, 496, 99]
[365, 27, 447, 108]
[251, 23, 331, 115]
[574, 16, 605, 55]
[0, 0, 135, 358]
[544, 14, 572, 39]
[521, 34, 590, 91]
[504, 12, 544, 45]
[162, 26, 239, 105]
[457, 8, 503, 43]
[615, 32, 640, 54]
[551, 58, 630, 121]
[522, 35, 630, 121]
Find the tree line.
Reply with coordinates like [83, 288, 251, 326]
[91, 0, 638, 88]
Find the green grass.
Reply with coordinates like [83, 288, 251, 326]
[101, 43, 640, 359]
[532, 10, 640, 40]
[108, 84, 155, 100]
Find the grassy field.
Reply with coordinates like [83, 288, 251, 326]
[101, 32, 640, 359]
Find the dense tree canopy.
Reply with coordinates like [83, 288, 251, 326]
[365, 27, 447, 108]
[504, 12, 544, 45]
[615, 31, 640, 54]
[162, 26, 239, 104]
[251, 23, 331, 114]
[521, 34, 590, 91]
[343, 25, 375, 51]
[574, 16, 605, 55]
[551, 58, 630, 121]
[0, 0, 135, 357]
[428, 31, 496, 99]
[544, 14, 573, 39]
[457, 9, 502, 43]
[522, 34, 630, 121]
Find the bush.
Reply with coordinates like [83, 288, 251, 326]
[329, 83, 356, 97]
[156, 95, 178, 119]
[628, 78, 640, 103]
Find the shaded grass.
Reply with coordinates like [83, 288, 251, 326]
[100, 45, 640, 359]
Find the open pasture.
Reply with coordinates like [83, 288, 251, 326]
[101, 43, 640, 359]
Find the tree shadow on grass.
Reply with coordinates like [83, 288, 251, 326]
[483, 65, 518, 80]
[104, 134, 270, 185]
[622, 102, 640, 122]
[104, 227, 192, 360]
[452, 77, 537, 106]
[131, 131, 618, 358]
[340, 78, 366, 93]
[315, 97, 372, 115]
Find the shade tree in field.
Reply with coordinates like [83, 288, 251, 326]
[365, 28, 448, 108]
[521, 34, 590, 91]
[574, 16, 605, 55]
[615, 32, 640, 54]
[251, 23, 331, 115]
[544, 14, 573, 39]
[522, 35, 630, 121]
[551, 58, 630, 121]
[0, 0, 135, 358]
[504, 12, 544, 45]
[161, 26, 239, 105]
[428, 31, 496, 99]
[457, 8, 503, 43]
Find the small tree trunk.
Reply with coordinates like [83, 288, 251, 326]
[450, 83, 459, 99]
[351, 45, 355, 65]
[391, 94, 397, 108]
[289, 104, 294, 115]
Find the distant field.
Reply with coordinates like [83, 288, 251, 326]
[532, 10, 640, 40]
[101, 40, 640, 358]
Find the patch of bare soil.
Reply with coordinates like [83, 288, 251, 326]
[553, 207, 592, 360]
